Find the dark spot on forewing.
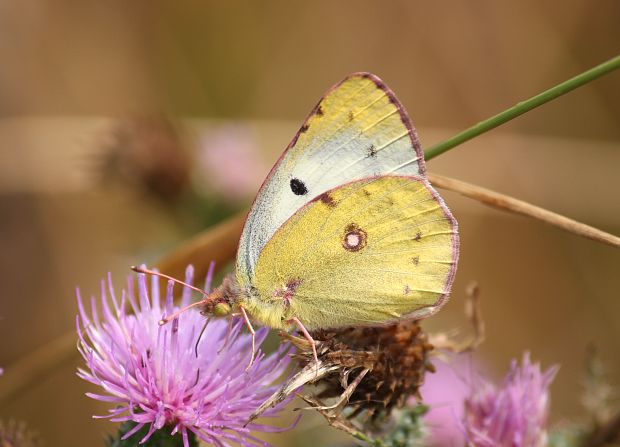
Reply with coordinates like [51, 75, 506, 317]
[300, 123, 309, 133]
[411, 256, 420, 266]
[414, 231, 422, 242]
[290, 178, 308, 195]
[368, 144, 377, 158]
[348, 111, 354, 122]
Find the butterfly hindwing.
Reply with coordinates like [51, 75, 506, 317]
[243, 176, 459, 330]
[237, 73, 426, 284]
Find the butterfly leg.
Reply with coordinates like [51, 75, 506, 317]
[287, 317, 318, 366]
[239, 306, 256, 369]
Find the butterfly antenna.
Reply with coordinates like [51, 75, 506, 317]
[130, 265, 213, 326]
[158, 301, 207, 326]
[131, 265, 211, 298]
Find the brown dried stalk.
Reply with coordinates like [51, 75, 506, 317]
[427, 173, 620, 248]
[0, 331, 77, 405]
[430, 281, 485, 354]
[155, 210, 246, 285]
[581, 409, 620, 447]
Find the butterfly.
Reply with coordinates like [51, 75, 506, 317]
[144, 72, 459, 364]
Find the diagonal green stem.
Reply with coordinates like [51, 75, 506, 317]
[424, 54, 620, 161]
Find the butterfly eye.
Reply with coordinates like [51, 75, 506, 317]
[213, 302, 231, 317]
[290, 178, 308, 196]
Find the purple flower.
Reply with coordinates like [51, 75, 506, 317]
[463, 353, 558, 447]
[420, 357, 469, 446]
[197, 124, 266, 201]
[76, 265, 294, 447]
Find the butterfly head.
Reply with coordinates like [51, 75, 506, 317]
[197, 279, 235, 318]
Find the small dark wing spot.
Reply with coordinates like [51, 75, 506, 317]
[274, 278, 304, 309]
[403, 285, 411, 295]
[300, 123, 309, 133]
[310, 101, 324, 117]
[317, 192, 337, 208]
[414, 231, 422, 241]
[368, 144, 377, 158]
[290, 178, 308, 195]
[362, 189, 371, 197]
[411, 256, 420, 266]
[348, 111, 354, 122]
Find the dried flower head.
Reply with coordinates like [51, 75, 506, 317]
[76, 265, 294, 447]
[463, 352, 558, 447]
[250, 320, 434, 438]
[100, 116, 190, 203]
[312, 320, 435, 421]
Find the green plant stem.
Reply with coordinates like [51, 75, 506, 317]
[424, 54, 620, 161]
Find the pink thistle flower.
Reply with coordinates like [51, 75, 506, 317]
[197, 124, 267, 201]
[421, 357, 469, 446]
[463, 353, 559, 447]
[76, 265, 294, 447]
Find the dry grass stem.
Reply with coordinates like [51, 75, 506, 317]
[427, 172, 620, 248]
[0, 331, 78, 406]
[155, 210, 246, 284]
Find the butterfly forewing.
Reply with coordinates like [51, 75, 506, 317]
[237, 73, 426, 284]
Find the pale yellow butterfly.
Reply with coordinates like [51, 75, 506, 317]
[147, 72, 459, 363]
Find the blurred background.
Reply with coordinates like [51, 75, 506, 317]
[1, 1, 619, 446]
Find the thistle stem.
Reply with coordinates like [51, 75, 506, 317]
[424, 54, 620, 161]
